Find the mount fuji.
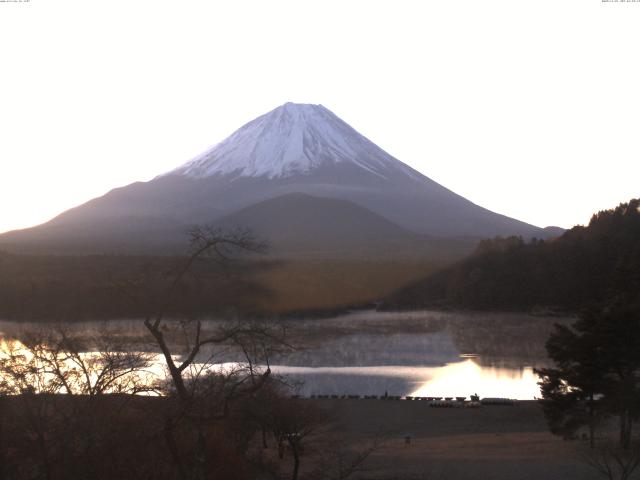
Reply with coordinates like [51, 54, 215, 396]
[0, 103, 547, 254]
[166, 102, 423, 181]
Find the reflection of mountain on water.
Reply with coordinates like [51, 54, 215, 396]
[447, 314, 570, 367]
[1, 310, 567, 370]
[470, 356, 552, 369]
[272, 331, 461, 367]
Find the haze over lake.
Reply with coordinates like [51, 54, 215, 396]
[0, 310, 568, 400]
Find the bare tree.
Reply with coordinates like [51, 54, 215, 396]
[139, 226, 297, 480]
[580, 441, 640, 480]
[0, 327, 155, 396]
[143, 226, 268, 402]
[0, 327, 156, 480]
[267, 398, 328, 480]
[310, 435, 387, 480]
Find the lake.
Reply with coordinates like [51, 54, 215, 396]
[0, 310, 570, 400]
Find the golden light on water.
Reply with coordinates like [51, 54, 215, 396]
[267, 358, 541, 399]
[0, 338, 542, 399]
[0, 338, 169, 395]
[410, 358, 540, 400]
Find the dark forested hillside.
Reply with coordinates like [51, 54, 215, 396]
[383, 199, 640, 312]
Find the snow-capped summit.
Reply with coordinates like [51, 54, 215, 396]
[0, 102, 549, 254]
[165, 102, 421, 181]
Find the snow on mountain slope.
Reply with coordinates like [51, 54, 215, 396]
[0, 101, 549, 254]
[165, 103, 423, 181]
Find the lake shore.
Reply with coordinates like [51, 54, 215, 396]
[0, 390, 600, 479]
[303, 399, 597, 480]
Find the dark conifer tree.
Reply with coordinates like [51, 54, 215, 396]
[537, 302, 640, 449]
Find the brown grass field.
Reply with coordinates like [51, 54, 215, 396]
[0, 251, 451, 320]
[288, 399, 599, 480]
[252, 258, 446, 314]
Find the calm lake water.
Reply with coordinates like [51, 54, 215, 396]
[0, 310, 570, 400]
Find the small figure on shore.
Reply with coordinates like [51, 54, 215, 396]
[384, 390, 388, 399]
[404, 435, 411, 446]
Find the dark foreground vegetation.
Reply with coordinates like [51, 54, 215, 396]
[529, 294, 640, 480]
[537, 300, 640, 444]
[0, 369, 359, 480]
[384, 198, 640, 313]
[0, 394, 608, 480]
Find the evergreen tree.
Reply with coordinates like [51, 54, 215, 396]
[537, 302, 640, 449]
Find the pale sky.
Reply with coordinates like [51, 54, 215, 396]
[1, 0, 638, 234]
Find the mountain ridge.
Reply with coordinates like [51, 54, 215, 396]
[0, 102, 551, 253]
[213, 192, 422, 253]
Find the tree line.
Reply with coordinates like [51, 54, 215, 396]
[383, 198, 640, 313]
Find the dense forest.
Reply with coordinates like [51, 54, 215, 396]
[383, 199, 640, 312]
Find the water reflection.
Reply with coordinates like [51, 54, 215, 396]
[410, 359, 539, 400]
[266, 359, 539, 399]
[0, 310, 567, 399]
[270, 331, 461, 367]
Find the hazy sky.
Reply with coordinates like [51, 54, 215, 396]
[1, 0, 638, 234]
